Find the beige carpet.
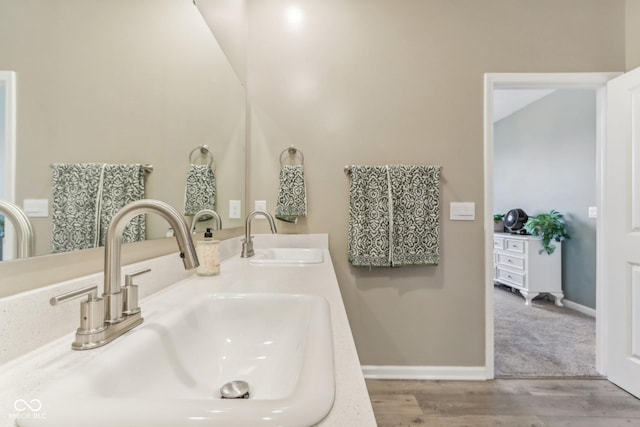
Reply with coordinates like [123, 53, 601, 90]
[494, 284, 601, 378]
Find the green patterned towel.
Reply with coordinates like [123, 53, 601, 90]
[52, 163, 146, 253]
[98, 164, 146, 246]
[184, 165, 216, 216]
[276, 165, 307, 223]
[348, 166, 392, 267]
[348, 165, 441, 267]
[52, 163, 103, 253]
[389, 165, 441, 266]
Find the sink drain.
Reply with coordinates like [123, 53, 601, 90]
[220, 380, 250, 399]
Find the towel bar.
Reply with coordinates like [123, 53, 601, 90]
[344, 165, 442, 175]
[50, 163, 153, 173]
[188, 145, 215, 170]
[279, 145, 304, 166]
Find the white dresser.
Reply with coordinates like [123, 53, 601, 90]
[493, 233, 563, 306]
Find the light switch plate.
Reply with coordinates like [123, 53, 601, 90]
[588, 206, 598, 219]
[450, 202, 475, 221]
[23, 199, 49, 217]
[229, 200, 241, 219]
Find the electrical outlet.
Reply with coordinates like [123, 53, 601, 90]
[229, 200, 241, 219]
[255, 200, 267, 211]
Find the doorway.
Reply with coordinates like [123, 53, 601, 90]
[0, 71, 16, 261]
[483, 73, 621, 379]
[494, 88, 598, 376]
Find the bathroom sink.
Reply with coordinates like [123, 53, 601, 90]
[20, 293, 334, 427]
[249, 248, 324, 265]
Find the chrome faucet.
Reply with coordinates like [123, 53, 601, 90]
[241, 210, 278, 258]
[190, 209, 222, 233]
[104, 199, 199, 323]
[50, 199, 199, 350]
[0, 199, 35, 259]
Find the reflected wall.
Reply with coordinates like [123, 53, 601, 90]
[0, 0, 246, 258]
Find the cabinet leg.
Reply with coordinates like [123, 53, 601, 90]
[550, 292, 565, 307]
[520, 291, 538, 306]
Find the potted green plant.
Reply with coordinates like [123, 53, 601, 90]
[523, 209, 570, 255]
[493, 214, 505, 232]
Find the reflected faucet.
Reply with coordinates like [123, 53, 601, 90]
[0, 200, 35, 259]
[50, 199, 199, 350]
[190, 209, 222, 234]
[241, 210, 278, 258]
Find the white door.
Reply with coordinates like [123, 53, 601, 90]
[605, 66, 640, 398]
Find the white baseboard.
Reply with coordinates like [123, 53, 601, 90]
[362, 365, 488, 380]
[563, 299, 596, 317]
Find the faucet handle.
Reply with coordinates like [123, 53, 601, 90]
[123, 268, 150, 315]
[50, 285, 106, 336]
[124, 268, 151, 286]
[50, 285, 99, 306]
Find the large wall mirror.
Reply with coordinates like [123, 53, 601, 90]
[0, 0, 247, 265]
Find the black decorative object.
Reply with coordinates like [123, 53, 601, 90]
[504, 208, 528, 234]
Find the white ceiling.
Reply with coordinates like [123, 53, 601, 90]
[493, 89, 555, 123]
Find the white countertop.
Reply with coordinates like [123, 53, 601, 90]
[0, 234, 376, 426]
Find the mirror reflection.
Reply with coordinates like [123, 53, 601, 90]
[0, 0, 246, 261]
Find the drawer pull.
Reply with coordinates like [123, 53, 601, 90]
[507, 259, 512, 263]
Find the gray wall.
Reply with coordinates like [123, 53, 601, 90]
[248, 0, 623, 366]
[494, 90, 597, 308]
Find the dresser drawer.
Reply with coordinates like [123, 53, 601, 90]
[496, 267, 526, 287]
[496, 253, 525, 270]
[493, 236, 505, 250]
[505, 239, 525, 253]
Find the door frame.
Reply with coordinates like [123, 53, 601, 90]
[483, 72, 621, 379]
[0, 71, 17, 260]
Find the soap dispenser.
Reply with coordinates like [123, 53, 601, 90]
[195, 228, 220, 276]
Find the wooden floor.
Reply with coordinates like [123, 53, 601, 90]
[366, 379, 640, 426]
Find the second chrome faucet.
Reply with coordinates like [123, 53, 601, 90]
[241, 210, 278, 258]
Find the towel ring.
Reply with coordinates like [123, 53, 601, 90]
[189, 145, 215, 170]
[279, 145, 304, 166]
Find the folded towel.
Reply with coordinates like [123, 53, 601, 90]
[184, 165, 216, 216]
[348, 166, 392, 267]
[388, 165, 441, 266]
[97, 164, 146, 246]
[347, 164, 441, 267]
[51, 163, 104, 253]
[276, 165, 307, 223]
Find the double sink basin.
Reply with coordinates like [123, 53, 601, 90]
[19, 248, 333, 427]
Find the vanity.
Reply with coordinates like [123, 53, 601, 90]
[0, 234, 376, 426]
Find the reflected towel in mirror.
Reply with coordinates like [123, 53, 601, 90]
[184, 164, 216, 216]
[276, 165, 307, 223]
[51, 163, 146, 253]
[97, 164, 146, 246]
